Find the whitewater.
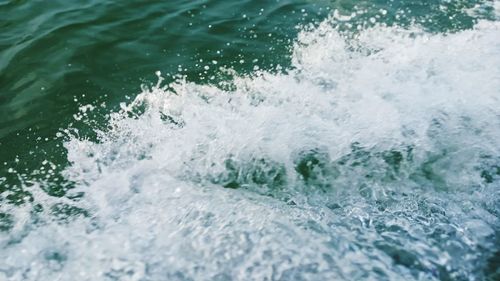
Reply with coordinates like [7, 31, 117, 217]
[1, 12, 500, 281]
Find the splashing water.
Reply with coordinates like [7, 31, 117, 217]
[1, 13, 500, 281]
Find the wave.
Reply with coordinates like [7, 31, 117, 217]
[1, 15, 500, 281]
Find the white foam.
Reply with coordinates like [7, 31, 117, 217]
[1, 18, 500, 281]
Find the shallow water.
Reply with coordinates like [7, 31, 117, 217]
[1, 1, 500, 280]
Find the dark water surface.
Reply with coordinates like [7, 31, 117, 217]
[1, 0, 328, 165]
[1, 1, 499, 280]
[0, 0, 490, 168]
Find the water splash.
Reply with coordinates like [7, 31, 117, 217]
[1, 16, 500, 281]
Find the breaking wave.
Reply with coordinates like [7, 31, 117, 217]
[1, 14, 500, 281]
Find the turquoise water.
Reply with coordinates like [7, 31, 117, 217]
[1, 1, 500, 280]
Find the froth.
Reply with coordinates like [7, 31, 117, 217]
[1, 18, 500, 281]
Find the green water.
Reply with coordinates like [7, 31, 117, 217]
[0, 0, 489, 174]
[1, 0, 322, 167]
[0, 1, 317, 197]
[1, 1, 499, 280]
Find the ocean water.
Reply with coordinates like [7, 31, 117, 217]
[1, 1, 500, 280]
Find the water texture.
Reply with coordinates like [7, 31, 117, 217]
[1, 1, 500, 280]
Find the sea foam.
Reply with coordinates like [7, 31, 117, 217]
[1, 16, 499, 281]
